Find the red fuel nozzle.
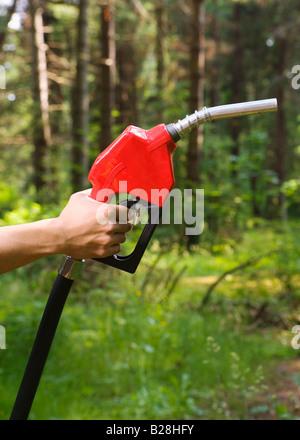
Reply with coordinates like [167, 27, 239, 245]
[89, 123, 177, 207]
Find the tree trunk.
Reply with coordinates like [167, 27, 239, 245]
[187, 0, 205, 184]
[155, 0, 167, 122]
[186, 0, 205, 249]
[116, 41, 138, 129]
[208, 0, 219, 108]
[29, 1, 51, 195]
[100, 0, 116, 151]
[71, 0, 90, 192]
[206, 0, 219, 182]
[230, 2, 243, 179]
[43, 7, 64, 197]
[116, 0, 138, 129]
[275, 38, 287, 221]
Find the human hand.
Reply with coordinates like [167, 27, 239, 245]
[54, 189, 131, 260]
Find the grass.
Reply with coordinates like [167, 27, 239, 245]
[0, 221, 299, 420]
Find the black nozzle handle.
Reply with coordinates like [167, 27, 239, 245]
[94, 199, 162, 274]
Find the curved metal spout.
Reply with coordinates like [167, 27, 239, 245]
[167, 98, 278, 140]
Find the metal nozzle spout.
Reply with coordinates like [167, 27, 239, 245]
[166, 98, 278, 141]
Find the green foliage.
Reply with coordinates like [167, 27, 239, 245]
[1, 224, 300, 420]
[0, 182, 18, 215]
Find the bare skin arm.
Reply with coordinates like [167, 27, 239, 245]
[0, 189, 131, 274]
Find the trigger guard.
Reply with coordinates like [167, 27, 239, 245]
[119, 197, 140, 209]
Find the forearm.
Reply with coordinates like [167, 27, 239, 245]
[0, 219, 63, 274]
[0, 190, 131, 275]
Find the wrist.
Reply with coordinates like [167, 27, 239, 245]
[42, 218, 66, 256]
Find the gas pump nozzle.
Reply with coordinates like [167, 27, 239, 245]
[89, 98, 278, 274]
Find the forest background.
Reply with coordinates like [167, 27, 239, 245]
[1, 0, 300, 420]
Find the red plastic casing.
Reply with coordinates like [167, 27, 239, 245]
[88, 124, 177, 206]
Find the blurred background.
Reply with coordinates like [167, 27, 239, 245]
[1, 0, 300, 420]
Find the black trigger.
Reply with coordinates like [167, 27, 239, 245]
[119, 197, 140, 209]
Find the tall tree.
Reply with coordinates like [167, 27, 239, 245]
[155, 0, 167, 122]
[71, 0, 90, 191]
[100, 0, 116, 150]
[207, 0, 219, 108]
[230, 2, 243, 179]
[263, 1, 295, 220]
[29, 0, 52, 195]
[185, 0, 206, 248]
[274, 36, 287, 221]
[187, 0, 206, 183]
[115, 0, 138, 129]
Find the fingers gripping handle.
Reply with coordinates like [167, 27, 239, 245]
[94, 198, 162, 274]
